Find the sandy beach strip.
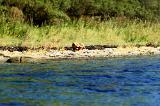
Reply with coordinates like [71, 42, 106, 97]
[0, 46, 160, 63]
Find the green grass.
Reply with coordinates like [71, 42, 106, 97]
[0, 19, 160, 49]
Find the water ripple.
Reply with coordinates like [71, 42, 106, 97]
[0, 56, 160, 106]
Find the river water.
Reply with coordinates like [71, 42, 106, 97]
[0, 56, 160, 106]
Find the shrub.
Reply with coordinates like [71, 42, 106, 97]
[1, 0, 69, 26]
[9, 6, 24, 22]
[23, 3, 50, 26]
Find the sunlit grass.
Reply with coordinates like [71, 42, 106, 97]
[0, 19, 160, 48]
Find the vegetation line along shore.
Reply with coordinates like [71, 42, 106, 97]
[0, 0, 160, 49]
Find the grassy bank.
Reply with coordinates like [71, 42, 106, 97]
[0, 0, 160, 49]
[0, 19, 160, 49]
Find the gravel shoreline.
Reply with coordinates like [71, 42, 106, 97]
[0, 46, 160, 63]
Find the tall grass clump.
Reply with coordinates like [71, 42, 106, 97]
[3, 19, 159, 48]
[1, 18, 160, 48]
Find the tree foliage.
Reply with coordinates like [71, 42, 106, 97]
[0, 0, 160, 26]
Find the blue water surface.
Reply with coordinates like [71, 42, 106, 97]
[0, 56, 160, 106]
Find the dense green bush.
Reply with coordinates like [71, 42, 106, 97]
[65, 0, 159, 21]
[0, 0, 160, 26]
[1, 0, 69, 26]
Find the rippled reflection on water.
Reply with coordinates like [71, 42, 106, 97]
[0, 56, 160, 106]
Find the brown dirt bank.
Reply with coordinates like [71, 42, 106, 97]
[0, 46, 160, 63]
